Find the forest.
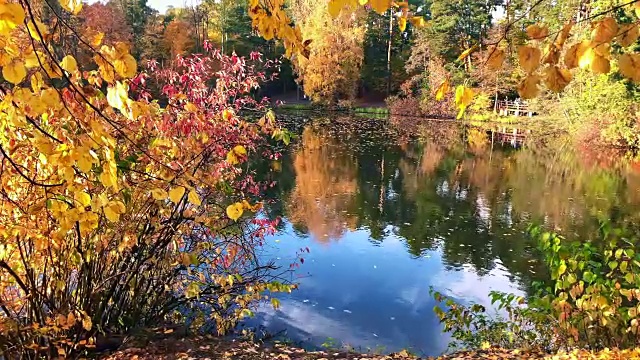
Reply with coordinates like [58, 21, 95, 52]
[0, 0, 639, 359]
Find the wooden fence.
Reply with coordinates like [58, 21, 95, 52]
[495, 100, 534, 117]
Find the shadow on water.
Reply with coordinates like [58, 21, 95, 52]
[244, 114, 640, 356]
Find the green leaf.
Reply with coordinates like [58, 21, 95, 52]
[625, 272, 634, 284]
[608, 261, 619, 270]
[615, 249, 623, 259]
[620, 261, 628, 273]
[583, 271, 595, 283]
[558, 262, 567, 276]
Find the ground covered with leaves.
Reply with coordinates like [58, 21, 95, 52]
[100, 336, 640, 360]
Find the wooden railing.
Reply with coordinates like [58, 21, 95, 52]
[495, 100, 534, 117]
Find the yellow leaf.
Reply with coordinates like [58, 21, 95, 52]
[151, 188, 168, 201]
[77, 154, 94, 173]
[104, 206, 119, 222]
[169, 187, 185, 203]
[592, 17, 618, 43]
[457, 45, 478, 62]
[114, 54, 137, 78]
[619, 53, 640, 83]
[636, 2, 640, 19]
[486, 48, 505, 70]
[578, 47, 595, 69]
[227, 151, 239, 165]
[107, 82, 128, 111]
[434, 78, 450, 101]
[543, 66, 572, 92]
[188, 190, 202, 206]
[226, 202, 244, 221]
[61, 55, 78, 73]
[67, 312, 77, 326]
[454, 86, 474, 119]
[185, 102, 198, 112]
[526, 23, 549, 40]
[3, 60, 26, 84]
[555, 22, 573, 47]
[542, 44, 560, 65]
[518, 45, 541, 73]
[76, 191, 91, 207]
[564, 41, 590, 69]
[82, 315, 92, 331]
[591, 55, 610, 74]
[0, 3, 25, 36]
[369, 0, 391, 14]
[410, 16, 425, 28]
[90, 32, 105, 47]
[359, 0, 368, 4]
[91, 193, 108, 212]
[26, 19, 48, 42]
[110, 201, 126, 214]
[481, 341, 491, 350]
[233, 145, 247, 157]
[227, 145, 247, 165]
[30, 72, 43, 91]
[181, 253, 191, 266]
[328, 0, 343, 18]
[60, 0, 83, 15]
[398, 17, 407, 32]
[517, 74, 541, 99]
[617, 23, 639, 47]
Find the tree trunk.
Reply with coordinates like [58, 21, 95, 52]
[387, 9, 393, 96]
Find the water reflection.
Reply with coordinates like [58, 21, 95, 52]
[250, 115, 640, 355]
[287, 127, 359, 242]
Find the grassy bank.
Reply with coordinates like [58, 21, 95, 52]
[276, 103, 389, 115]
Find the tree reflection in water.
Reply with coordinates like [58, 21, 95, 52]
[258, 115, 640, 294]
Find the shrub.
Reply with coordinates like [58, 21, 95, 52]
[0, 33, 291, 359]
[432, 223, 640, 352]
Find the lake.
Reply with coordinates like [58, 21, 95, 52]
[242, 113, 640, 356]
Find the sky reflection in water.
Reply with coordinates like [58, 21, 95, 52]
[241, 116, 640, 356]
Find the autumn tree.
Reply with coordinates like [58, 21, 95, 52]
[251, 0, 639, 120]
[0, 1, 292, 357]
[113, 0, 155, 57]
[289, 0, 366, 104]
[79, 2, 133, 46]
[164, 19, 196, 59]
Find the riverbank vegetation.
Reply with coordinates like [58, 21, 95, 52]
[0, 0, 639, 359]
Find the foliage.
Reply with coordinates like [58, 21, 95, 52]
[288, 0, 366, 104]
[432, 223, 640, 352]
[163, 19, 197, 59]
[531, 224, 640, 349]
[80, 2, 133, 47]
[250, 0, 640, 126]
[115, 0, 156, 57]
[0, 3, 291, 357]
[431, 289, 554, 351]
[546, 69, 640, 149]
[426, 0, 501, 65]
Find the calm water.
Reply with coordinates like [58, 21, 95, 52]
[243, 114, 640, 356]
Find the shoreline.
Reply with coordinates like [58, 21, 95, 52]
[99, 336, 640, 359]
